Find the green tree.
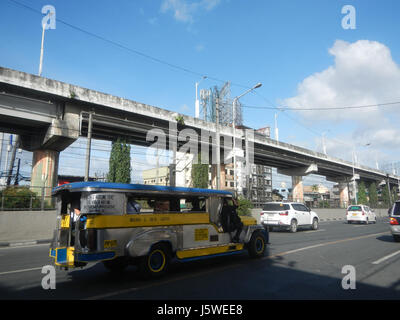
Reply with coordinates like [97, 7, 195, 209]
[392, 186, 399, 202]
[368, 183, 378, 208]
[357, 181, 368, 205]
[107, 138, 131, 183]
[191, 153, 209, 189]
[236, 196, 253, 216]
[381, 186, 391, 208]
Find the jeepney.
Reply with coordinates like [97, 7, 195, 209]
[49, 182, 268, 277]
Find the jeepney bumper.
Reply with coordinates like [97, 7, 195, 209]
[49, 247, 115, 268]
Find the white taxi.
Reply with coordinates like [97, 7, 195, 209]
[346, 204, 376, 224]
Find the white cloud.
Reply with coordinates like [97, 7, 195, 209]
[283, 40, 400, 165]
[160, 0, 221, 23]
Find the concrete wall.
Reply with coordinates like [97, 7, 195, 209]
[0, 210, 56, 243]
[251, 208, 389, 224]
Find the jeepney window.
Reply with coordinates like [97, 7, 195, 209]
[180, 197, 206, 212]
[124, 195, 207, 214]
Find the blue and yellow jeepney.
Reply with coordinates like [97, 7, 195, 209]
[49, 182, 267, 277]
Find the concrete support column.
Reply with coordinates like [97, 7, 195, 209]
[338, 182, 349, 208]
[31, 149, 60, 204]
[292, 176, 304, 203]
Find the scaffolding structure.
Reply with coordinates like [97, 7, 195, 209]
[200, 82, 243, 126]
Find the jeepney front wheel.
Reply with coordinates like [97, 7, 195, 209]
[139, 243, 171, 278]
[248, 230, 267, 258]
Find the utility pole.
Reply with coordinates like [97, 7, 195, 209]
[38, 23, 46, 76]
[274, 113, 279, 141]
[14, 158, 21, 185]
[6, 135, 19, 186]
[84, 113, 93, 182]
[387, 174, 392, 208]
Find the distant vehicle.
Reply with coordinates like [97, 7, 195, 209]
[389, 201, 400, 242]
[260, 202, 319, 233]
[346, 205, 376, 224]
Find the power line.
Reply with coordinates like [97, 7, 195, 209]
[242, 100, 400, 111]
[6, 0, 250, 89]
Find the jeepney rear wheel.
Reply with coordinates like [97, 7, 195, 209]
[139, 243, 171, 278]
[248, 230, 267, 258]
[103, 257, 129, 273]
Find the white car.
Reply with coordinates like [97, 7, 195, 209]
[346, 204, 376, 224]
[260, 202, 319, 233]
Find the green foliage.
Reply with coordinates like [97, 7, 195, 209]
[175, 115, 185, 126]
[357, 181, 368, 205]
[236, 196, 253, 216]
[0, 186, 40, 209]
[381, 186, 391, 207]
[318, 200, 330, 208]
[191, 153, 209, 189]
[392, 186, 399, 202]
[368, 183, 378, 208]
[107, 138, 131, 183]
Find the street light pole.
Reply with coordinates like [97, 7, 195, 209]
[232, 83, 262, 194]
[352, 148, 358, 205]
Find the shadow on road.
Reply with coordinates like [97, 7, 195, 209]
[0, 245, 399, 300]
[376, 235, 397, 243]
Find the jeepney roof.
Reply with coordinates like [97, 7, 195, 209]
[52, 182, 234, 197]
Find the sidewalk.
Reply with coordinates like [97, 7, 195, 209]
[0, 238, 52, 247]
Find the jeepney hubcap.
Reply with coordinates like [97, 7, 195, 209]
[148, 249, 166, 272]
[256, 237, 264, 253]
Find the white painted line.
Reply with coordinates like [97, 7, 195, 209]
[0, 267, 43, 276]
[372, 250, 400, 265]
[303, 229, 326, 234]
[0, 243, 49, 250]
[10, 241, 37, 247]
[267, 231, 389, 260]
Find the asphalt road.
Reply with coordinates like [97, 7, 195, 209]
[0, 217, 399, 300]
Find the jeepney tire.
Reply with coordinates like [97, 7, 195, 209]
[139, 243, 171, 279]
[393, 235, 400, 243]
[103, 257, 129, 273]
[248, 230, 267, 259]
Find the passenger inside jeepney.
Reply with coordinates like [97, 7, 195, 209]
[127, 198, 141, 214]
[154, 200, 170, 212]
[70, 198, 81, 246]
[220, 198, 243, 242]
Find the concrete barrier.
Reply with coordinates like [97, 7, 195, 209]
[251, 207, 389, 224]
[0, 210, 56, 244]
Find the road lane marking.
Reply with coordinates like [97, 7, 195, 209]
[0, 243, 49, 250]
[372, 250, 400, 265]
[0, 267, 43, 276]
[266, 231, 389, 260]
[303, 229, 325, 234]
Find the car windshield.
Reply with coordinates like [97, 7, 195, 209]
[263, 203, 290, 211]
[348, 206, 362, 211]
[393, 203, 400, 215]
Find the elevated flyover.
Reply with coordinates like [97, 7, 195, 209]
[0, 66, 398, 205]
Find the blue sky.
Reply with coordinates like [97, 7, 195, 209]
[1, 0, 400, 188]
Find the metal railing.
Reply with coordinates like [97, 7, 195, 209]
[0, 185, 55, 211]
